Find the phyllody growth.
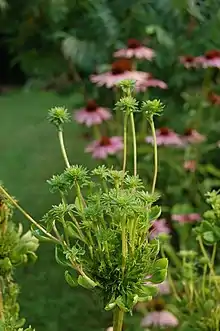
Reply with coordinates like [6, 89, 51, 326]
[0, 80, 168, 331]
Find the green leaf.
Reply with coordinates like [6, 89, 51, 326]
[55, 245, 71, 267]
[65, 221, 82, 240]
[78, 275, 97, 289]
[64, 270, 78, 287]
[187, 0, 204, 21]
[115, 296, 129, 312]
[75, 197, 82, 211]
[149, 239, 160, 255]
[203, 231, 216, 244]
[26, 251, 38, 263]
[140, 285, 158, 297]
[145, 25, 174, 48]
[154, 258, 168, 270]
[149, 269, 167, 284]
[201, 220, 213, 232]
[149, 206, 161, 221]
[105, 301, 117, 311]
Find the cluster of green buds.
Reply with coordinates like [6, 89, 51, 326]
[0, 189, 38, 331]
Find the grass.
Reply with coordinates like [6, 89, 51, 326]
[0, 90, 111, 331]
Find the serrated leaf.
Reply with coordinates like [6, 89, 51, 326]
[78, 274, 97, 289]
[64, 270, 78, 287]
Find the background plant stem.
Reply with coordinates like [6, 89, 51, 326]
[130, 113, 137, 176]
[123, 113, 129, 174]
[149, 117, 158, 193]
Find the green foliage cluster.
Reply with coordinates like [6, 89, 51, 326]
[1, 0, 220, 87]
[0, 192, 38, 331]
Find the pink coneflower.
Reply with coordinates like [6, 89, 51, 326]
[135, 74, 168, 92]
[146, 127, 184, 147]
[171, 213, 200, 223]
[208, 92, 220, 105]
[114, 38, 155, 60]
[90, 59, 150, 88]
[182, 128, 206, 144]
[179, 55, 199, 68]
[74, 100, 112, 127]
[141, 310, 179, 328]
[85, 136, 123, 159]
[184, 160, 197, 172]
[197, 50, 220, 68]
[149, 219, 171, 239]
[157, 280, 170, 295]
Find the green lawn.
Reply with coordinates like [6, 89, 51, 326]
[0, 90, 111, 331]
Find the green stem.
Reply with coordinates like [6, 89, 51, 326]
[202, 264, 207, 299]
[198, 236, 220, 293]
[161, 247, 181, 301]
[113, 308, 124, 331]
[93, 125, 101, 140]
[122, 113, 129, 174]
[0, 284, 4, 321]
[0, 186, 60, 244]
[163, 244, 182, 269]
[211, 243, 217, 266]
[149, 117, 158, 194]
[121, 218, 127, 277]
[130, 113, 137, 176]
[58, 130, 70, 168]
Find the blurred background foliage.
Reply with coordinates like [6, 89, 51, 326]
[1, 0, 220, 330]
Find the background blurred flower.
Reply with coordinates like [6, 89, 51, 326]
[179, 55, 199, 68]
[135, 75, 167, 92]
[208, 92, 220, 105]
[114, 38, 155, 60]
[182, 128, 206, 144]
[197, 50, 220, 68]
[74, 100, 111, 127]
[141, 310, 178, 328]
[184, 160, 197, 172]
[150, 219, 171, 239]
[146, 127, 183, 146]
[171, 213, 200, 223]
[145, 278, 170, 295]
[85, 136, 123, 159]
[90, 59, 149, 88]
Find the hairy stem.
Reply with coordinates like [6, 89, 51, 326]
[0, 186, 60, 244]
[130, 113, 137, 176]
[149, 117, 158, 194]
[58, 130, 70, 168]
[113, 308, 124, 331]
[122, 113, 129, 174]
